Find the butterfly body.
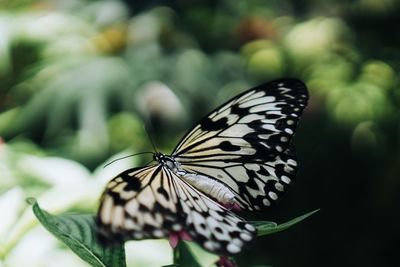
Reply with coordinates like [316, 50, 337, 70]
[177, 168, 237, 207]
[97, 79, 308, 255]
[153, 152, 180, 171]
[152, 152, 236, 206]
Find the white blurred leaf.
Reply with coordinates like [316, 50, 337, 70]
[125, 240, 172, 267]
[0, 188, 24, 243]
[17, 156, 90, 186]
[5, 227, 89, 267]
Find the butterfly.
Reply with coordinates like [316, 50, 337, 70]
[97, 78, 308, 255]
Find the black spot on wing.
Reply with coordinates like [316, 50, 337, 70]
[265, 113, 282, 120]
[124, 177, 142, 191]
[230, 103, 249, 115]
[199, 222, 206, 230]
[275, 119, 288, 131]
[229, 230, 241, 238]
[200, 117, 228, 131]
[237, 221, 247, 230]
[157, 187, 170, 201]
[244, 169, 258, 189]
[139, 203, 150, 212]
[257, 166, 271, 176]
[263, 179, 281, 193]
[119, 170, 143, 192]
[107, 191, 125, 205]
[219, 141, 241, 152]
[215, 226, 223, 233]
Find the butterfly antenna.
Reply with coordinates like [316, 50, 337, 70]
[144, 124, 158, 153]
[103, 152, 154, 168]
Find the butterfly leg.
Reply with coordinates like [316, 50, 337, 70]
[168, 230, 193, 248]
[216, 256, 237, 267]
[223, 203, 242, 212]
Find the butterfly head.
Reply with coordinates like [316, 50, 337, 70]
[153, 152, 166, 162]
[154, 152, 179, 171]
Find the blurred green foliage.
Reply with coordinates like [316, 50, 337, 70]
[1, 0, 400, 266]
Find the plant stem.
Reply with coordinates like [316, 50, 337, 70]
[173, 243, 180, 265]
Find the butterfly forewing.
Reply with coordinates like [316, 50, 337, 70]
[98, 166, 181, 240]
[172, 79, 308, 210]
[173, 79, 307, 158]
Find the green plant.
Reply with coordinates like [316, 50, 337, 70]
[30, 198, 318, 267]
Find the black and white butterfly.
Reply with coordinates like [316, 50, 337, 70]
[97, 78, 308, 255]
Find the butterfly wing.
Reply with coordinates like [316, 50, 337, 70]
[97, 165, 255, 255]
[170, 169, 255, 255]
[97, 165, 180, 240]
[172, 79, 308, 210]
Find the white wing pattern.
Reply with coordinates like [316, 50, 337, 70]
[97, 78, 308, 255]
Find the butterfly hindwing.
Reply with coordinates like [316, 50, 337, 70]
[176, 146, 297, 210]
[170, 170, 256, 255]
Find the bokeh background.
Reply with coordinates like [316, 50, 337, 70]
[1, 0, 400, 266]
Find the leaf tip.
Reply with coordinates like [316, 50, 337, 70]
[26, 197, 37, 205]
[307, 208, 321, 217]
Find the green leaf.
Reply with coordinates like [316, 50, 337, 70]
[28, 198, 126, 267]
[254, 209, 320, 237]
[251, 221, 277, 228]
[173, 242, 202, 267]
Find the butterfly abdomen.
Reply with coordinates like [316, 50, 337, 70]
[176, 170, 236, 207]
